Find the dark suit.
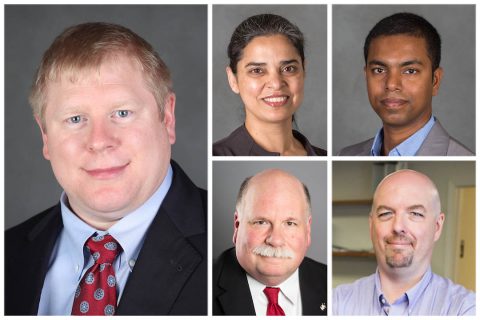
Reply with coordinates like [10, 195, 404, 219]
[213, 248, 327, 315]
[338, 120, 474, 156]
[5, 160, 207, 315]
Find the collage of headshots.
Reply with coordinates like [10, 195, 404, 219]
[4, 3, 476, 317]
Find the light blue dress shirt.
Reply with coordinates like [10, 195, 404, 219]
[37, 165, 173, 315]
[333, 268, 476, 315]
[371, 116, 436, 156]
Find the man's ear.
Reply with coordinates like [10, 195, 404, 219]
[35, 116, 50, 160]
[233, 211, 240, 245]
[162, 93, 176, 145]
[432, 67, 443, 96]
[433, 212, 445, 242]
[306, 215, 312, 247]
[226, 66, 240, 94]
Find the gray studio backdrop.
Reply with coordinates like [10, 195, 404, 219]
[212, 5, 328, 152]
[213, 161, 327, 265]
[333, 5, 475, 155]
[5, 5, 207, 229]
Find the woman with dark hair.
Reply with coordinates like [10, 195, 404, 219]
[213, 14, 326, 156]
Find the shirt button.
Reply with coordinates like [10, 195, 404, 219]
[75, 265, 80, 272]
[129, 259, 136, 268]
[381, 298, 386, 304]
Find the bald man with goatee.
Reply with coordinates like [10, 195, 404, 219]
[333, 169, 475, 315]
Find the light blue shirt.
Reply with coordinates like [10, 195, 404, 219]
[371, 116, 436, 156]
[333, 268, 476, 315]
[37, 165, 173, 315]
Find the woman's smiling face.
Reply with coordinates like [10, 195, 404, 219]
[227, 34, 305, 125]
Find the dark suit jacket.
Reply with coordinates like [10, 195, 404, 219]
[213, 248, 328, 315]
[338, 120, 474, 156]
[5, 160, 207, 315]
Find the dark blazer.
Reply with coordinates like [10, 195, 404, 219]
[213, 248, 328, 315]
[5, 160, 207, 315]
[338, 120, 474, 156]
[213, 124, 327, 156]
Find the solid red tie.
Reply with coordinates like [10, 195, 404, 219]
[263, 287, 285, 316]
[71, 234, 121, 315]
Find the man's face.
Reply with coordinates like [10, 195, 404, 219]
[39, 55, 176, 230]
[365, 35, 443, 130]
[233, 171, 311, 286]
[370, 171, 444, 275]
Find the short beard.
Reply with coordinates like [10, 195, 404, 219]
[384, 233, 414, 268]
[252, 245, 293, 259]
[385, 249, 413, 268]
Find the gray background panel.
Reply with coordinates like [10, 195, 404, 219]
[5, 5, 207, 229]
[333, 5, 475, 154]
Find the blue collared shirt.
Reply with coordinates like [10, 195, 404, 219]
[333, 268, 476, 315]
[371, 116, 436, 156]
[37, 165, 173, 315]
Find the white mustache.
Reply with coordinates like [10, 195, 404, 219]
[252, 245, 294, 259]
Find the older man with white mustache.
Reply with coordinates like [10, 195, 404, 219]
[213, 169, 327, 316]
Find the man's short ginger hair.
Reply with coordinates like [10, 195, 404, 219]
[29, 22, 173, 128]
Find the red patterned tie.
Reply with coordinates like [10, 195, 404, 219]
[263, 287, 285, 316]
[71, 234, 121, 315]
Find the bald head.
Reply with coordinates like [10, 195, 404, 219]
[372, 169, 441, 217]
[235, 169, 311, 218]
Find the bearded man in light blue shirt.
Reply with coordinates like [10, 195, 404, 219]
[333, 169, 475, 315]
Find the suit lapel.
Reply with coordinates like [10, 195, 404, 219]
[14, 205, 63, 314]
[117, 160, 206, 315]
[217, 249, 256, 315]
[299, 258, 328, 315]
[116, 208, 202, 314]
[417, 121, 449, 155]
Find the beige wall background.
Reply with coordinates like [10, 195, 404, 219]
[332, 161, 475, 290]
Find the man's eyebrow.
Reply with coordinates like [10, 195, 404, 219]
[400, 60, 424, 67]
[367, 59, 424, 67]
[375, 205, 394, 213]
[407, 204, 426, 211]
[367, 60, 388, 67]
[284, 216, 301, 221]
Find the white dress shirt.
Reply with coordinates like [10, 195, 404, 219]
[246, 269, 302, 315]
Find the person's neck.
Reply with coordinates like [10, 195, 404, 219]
[381, 115, 431, 155]
[245, 118, 306, 156]
[378, 265, 429, 303]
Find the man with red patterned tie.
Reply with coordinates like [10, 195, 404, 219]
[5, 22, 207, 315]
[213, 169, 327, 315]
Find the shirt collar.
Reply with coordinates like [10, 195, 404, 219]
[371, 116, 436, 156]
[374, 267, 433, 314]
[246, 269, 300, 306]
[60, 164, 173, 271]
